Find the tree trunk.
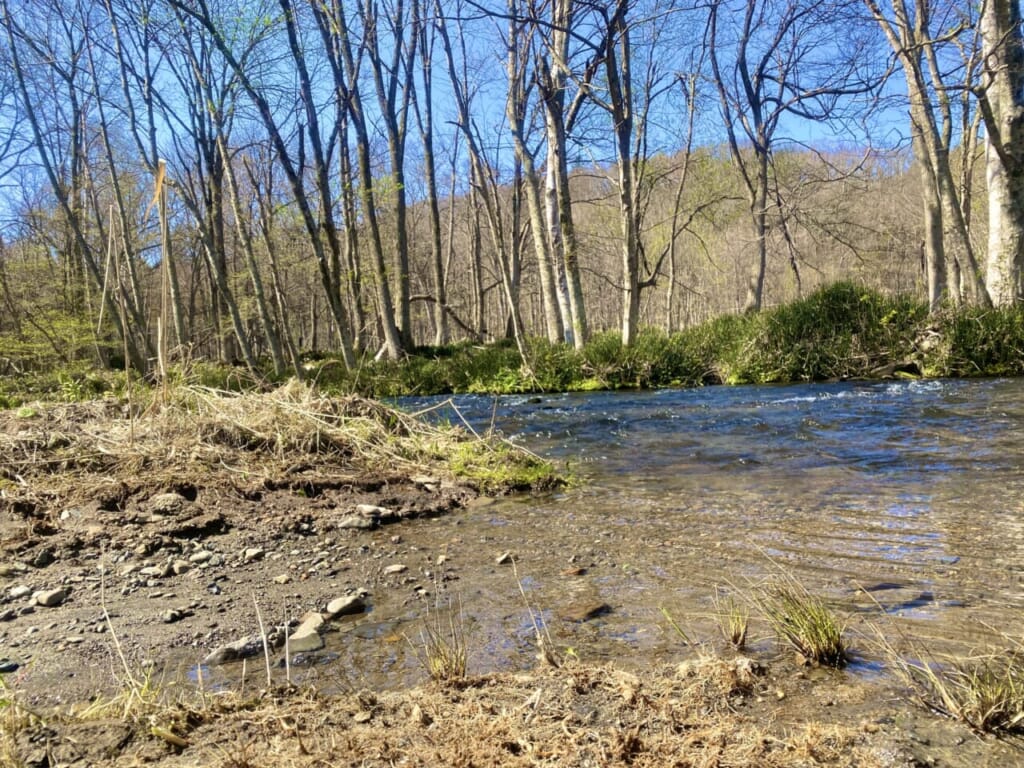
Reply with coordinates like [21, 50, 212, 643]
[979, 0, 1024, 306]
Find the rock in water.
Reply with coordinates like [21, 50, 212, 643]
[559, 602, 612, 622]
[325, 595, 366, 618]
[288, 612, 325, 652]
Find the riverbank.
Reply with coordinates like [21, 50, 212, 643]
[1, 384, 1022, 766]
[319, 282, 1024, 398]
[5, 283, 1024, 406]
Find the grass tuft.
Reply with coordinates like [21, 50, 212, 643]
[713, 589, 749, 650]
[874, 624, 1024, 734]
[755, 579, 846, 667]
[409, 597, 468, 684]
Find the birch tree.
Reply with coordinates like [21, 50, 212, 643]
[978, 0, 1024, 305]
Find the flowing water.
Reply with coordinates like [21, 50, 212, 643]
[314, 378, 1024, 689]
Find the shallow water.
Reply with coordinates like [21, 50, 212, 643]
[311, 379, 1024, 689]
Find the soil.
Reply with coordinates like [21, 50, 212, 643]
[1, 393, 1022, 767]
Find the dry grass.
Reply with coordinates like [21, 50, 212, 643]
[409, 596, 468, 683]
[877, 629, 1024, 734]
[1, 659, 891, 767]
[0, 675, 43, 768]
[0, 381, 559, 512]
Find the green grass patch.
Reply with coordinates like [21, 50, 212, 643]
[755, 579, 847, 667]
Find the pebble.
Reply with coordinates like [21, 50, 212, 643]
[33, 588, 67, 608]
[243, 548, 265, 563]
[337, 515, 376, 530]
[383, 564, 407, 575]
[189, 551, 213, 564]
[171, 560, 191, 575]
[272, 574, 291, 585]
[8, 585, 32, 600]
[162, 609, 185, 624]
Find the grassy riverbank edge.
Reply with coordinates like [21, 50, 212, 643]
[3, 283, 1023, 405]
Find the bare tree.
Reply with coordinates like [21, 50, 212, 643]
[413, 0, 448, 345]
[977, 0, 1024, 305]
[864, 0, 989, 311]
[1, 0, 147, 371]
[709, 0, 883, 312]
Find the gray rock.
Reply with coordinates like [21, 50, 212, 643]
[171, 560, 191, 575]
[8, 585, 32, 600]
[383, 564, 407, 575]
[149, 492, 188, 515]
[33, 588, 67, 607]
[325, 595, 366, 618]
[202, 635, 264, 666]
[189, 550, 213, 564]
[30, 549, 55, 568]
[161, 609, 184, 624]
[356, 503, 389, 518]
[243, 548, 265, 563]
[288, 612, 325, 653]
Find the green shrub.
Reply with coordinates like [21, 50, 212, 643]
[726, 283, 923, 383]
[931, 307, 1024, 377]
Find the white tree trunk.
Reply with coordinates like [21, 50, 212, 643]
[980, 0, 1024, 306]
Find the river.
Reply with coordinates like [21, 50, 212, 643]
[322, 378, 1024, 688]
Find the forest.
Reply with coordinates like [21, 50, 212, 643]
[0, 0, 1022, 382]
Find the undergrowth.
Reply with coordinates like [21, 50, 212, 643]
[4, 282, 1024, 402]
